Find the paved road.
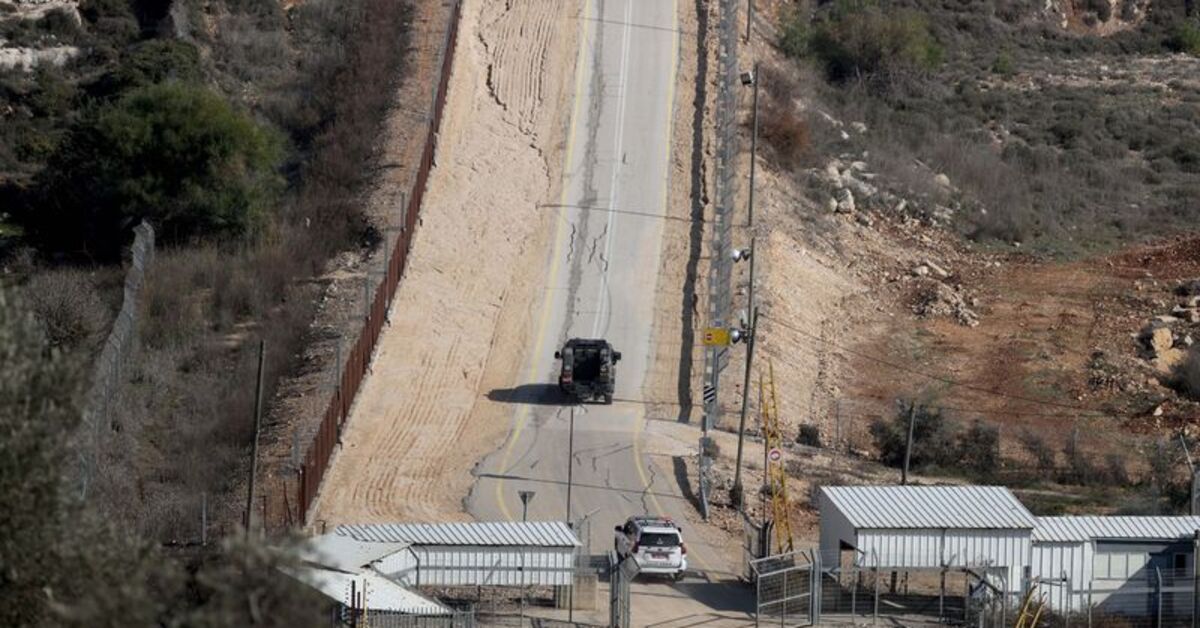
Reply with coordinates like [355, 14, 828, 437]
[466, 0, 729, 577]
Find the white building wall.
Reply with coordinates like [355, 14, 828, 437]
[819, 492, 858, 563]
[852, 528, 1028, 592]
[1030, 541, 1093, 613]
[374, 545, 575, 587]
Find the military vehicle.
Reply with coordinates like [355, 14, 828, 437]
[554, 338, 621, 404]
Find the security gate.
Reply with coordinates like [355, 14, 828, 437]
[751, 552, 815, 627]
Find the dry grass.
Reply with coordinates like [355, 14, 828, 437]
[87, 0, 417, 539]
[24, 267, 113, 351]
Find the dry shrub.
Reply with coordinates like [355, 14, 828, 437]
[759, 98, 812, 171]
[25, 268, 110, 350]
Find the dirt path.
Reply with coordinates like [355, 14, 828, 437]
[309, 0, 578, 525]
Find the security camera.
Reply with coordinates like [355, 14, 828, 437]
[731, 248, 752, 262]
[731, 328, 752, 344]
[740, 70, 755, 86]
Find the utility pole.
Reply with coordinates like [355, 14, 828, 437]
[245, 340, 266, 537]
[901, 403, 917, 486]
[567, 405, 575, 522]
[732, 306, 760, 510]
[745, 0, 754, 43]
[747, 62, 760, 227]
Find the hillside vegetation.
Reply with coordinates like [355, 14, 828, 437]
[0, 0, 416, 549]
[776, 0, 1200, 256]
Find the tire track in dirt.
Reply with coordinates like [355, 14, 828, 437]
[309, 0, 575, 526]
[481, 0, 563, 136]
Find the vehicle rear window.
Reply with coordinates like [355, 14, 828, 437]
[639, 532, 680, 548]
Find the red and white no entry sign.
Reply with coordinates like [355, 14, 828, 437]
[768, 448, 782, 463]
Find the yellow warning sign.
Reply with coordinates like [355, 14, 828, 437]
[702, 327, 731, 346]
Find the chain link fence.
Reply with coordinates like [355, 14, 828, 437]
[74, 221, 155, 501]
[295, 0, 463, 523]
[698, 0, 745, 522]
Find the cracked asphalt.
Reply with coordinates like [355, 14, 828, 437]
[464, 0, 729, 577]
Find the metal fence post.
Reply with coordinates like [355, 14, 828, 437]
[1158, 567, 1164, 628]
[755, 563, 761, 628]
[1066, 577, 1072, 628]
[1087, 581, 1093, 628]
[781, 567, 787, 628]
[852, 570, 859, 619]
[873, 562, 880, 625]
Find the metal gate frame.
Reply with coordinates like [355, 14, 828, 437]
[751, 551, 815, 627]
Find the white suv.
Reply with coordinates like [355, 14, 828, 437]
[613, 516, 687, 580]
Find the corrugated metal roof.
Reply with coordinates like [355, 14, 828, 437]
[334, 521, 581, 548]
[1034, 516, 1200, 542]
[298, 534, 411, 574]
[822, 486, 1036, 530]
[283, 566, 449, 615]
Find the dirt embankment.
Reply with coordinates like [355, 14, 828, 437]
[697, 0, 1200, 538]
[308, 0, 578, 526]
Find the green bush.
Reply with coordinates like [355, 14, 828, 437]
[28, 82, 282, 257]
[95, 38, 204, 97]
[808, 1, 943, 84]
[797, 424, 822, 448]
[779, 5, 811, 59]
[956, 420, 999, 477]
[869, 401, 958, 471]
[1169, 19, 1200, 56]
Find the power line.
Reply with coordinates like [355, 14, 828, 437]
[759, 312, 1112, 417]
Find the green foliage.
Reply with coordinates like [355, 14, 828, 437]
[957, 420, 1000, 477]
[779, 5, 811, 59]
[991, 51, 1015, 76]
[1169, 19, 1200, 56]
[869, 401, 958, 471]
[95, 38, 204, 97]
[797, 424, 822, 448]
[29, 82, 283, 257]
[0, 291, 81, 626]
[808, 0, 943, 84]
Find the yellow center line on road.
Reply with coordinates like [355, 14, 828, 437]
[493, 0, 594, 523]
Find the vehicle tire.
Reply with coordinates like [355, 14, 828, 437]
[673, 571, 684, 582]
[604, 393, 613, 405]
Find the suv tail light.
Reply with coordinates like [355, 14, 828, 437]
[681, 543, 687, 555]
[631, 543, 639, 554]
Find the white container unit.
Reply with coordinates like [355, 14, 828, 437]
[819, 485, 1037, 591]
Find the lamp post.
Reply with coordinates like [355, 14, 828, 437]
[519, 490, 536, 522]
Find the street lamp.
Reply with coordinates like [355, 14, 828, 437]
[518, 490, 536, 522]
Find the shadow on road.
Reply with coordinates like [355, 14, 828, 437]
[671, 456, 703, 513]
[486, 384, 569, 405]
[666, 582, 756, 615]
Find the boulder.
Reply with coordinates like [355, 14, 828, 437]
[851, 122, 868, 134]
[1155, 348, 1187, 374]
[843, 174, 878, 200]
[923, 259, 951, 279]
[934, 173, 952, 188]
[912, 265, 930, 277]
[826, 197, 839, 213]
[836, 189, 855, 214]
[1145, 325, 1175, 357]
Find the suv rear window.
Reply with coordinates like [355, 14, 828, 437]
[639, 532, 680, 548]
